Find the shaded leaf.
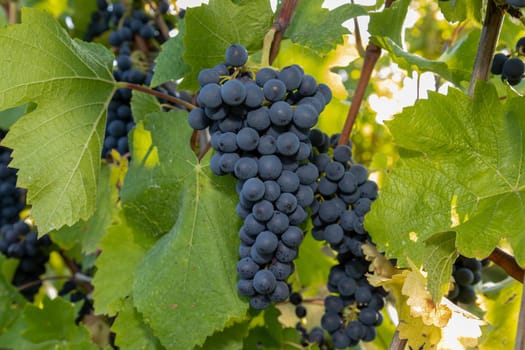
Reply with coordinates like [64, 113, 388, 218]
[424, 231, 458, 302]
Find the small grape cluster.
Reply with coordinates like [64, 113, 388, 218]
[0, 221, 52, 300]
[59, 279, 94, 323]
[290, 291, 327, 348]
[490, 36, 525, 86]
[188, 44, 332, 310]
[447, 256, 485, 304]
[0, 130, 25, 227]
[308, 130, 386, 348]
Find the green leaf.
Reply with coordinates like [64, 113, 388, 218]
[0, 8, 115, 234]
[151, 21, 191, 87]
[374, 29, 479, 88]
[0, 104, 33, 130]
[92, 212, 154, 316]
[111, 298, 164, 350]
[368, 0, 410, 47]
[366, 82, 525, 269]
[132, 111, 246, 349]
[0, 256, 26, 332]
[180, 0, 273, 91]
[120, 111, 193, 238]
[424, 231, 458, 302]
[22, 296, 97, 348]
[284, 1, 367, 55]
[196, 319, 250, 350]
[479, 279, 522, 349]
[50, 163, 117, 253]
[130, 90, 162, 122]
[438, 0, 482, 23]
[242, 307, 300, 350]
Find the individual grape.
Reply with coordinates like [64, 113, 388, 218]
[298, 74, 317, 96]
[253, 269, 277, 294]
[294, 185, 314, 208]
[198, 83, 222, 108]
[517, 36, 525, 55]
[263, 79, 287, 102]
[275, 242, 297, 262]
[269, 101, 293, 126]
[295, 305, 307, 318]
[244, 83, 265, 108]
[269, 281, 290, 302]
[358, 307, 378, 326]
[234, 157, 258, 180]
[275, 193, 298, 214]
[289, 292, 303, 305]
[292, 104, 318, 129]
[236, 257, 260, 279]
[258, 155, 283, 180]
[338, 173, 357, 194]
[456, 285, 477, 304]
[221, 79, 247, 106]
[237, 279, 256, 297]
[324, 224, 344, 245]
[337, 277, 357, 296]
[278, 65, 303, 91]
[277, 170, 300, 193]
[236, 127, 259, 151]
[355, 286, 372, 303]
[218, 152, 240, 174]
[247, 107, 271, 131]
[317, 83, 333, 104]
[187, 108, 210, 130]
[252, 200, 274, 222]
[250, 248, 273, 265]
[269, 261, 294, 280]
[332, 329, 350, 349]
[225, 44, 248, 67]
[198, 68, 220, 86]
[256, 68, 277, 87]
[266, 211, 289, 235]
[280, 226, 303, 248]
[257, 135, 277, 155]
[325, 295, 344, 313]
[502, 57, 525, 83]
[263, 180, 281, 202]
[276, 132, 300, 156]
[255, 231, 279, 254]
[321, 312, 342, 333]
[250, 294, 271, 310]
[349, 164, 368, 184]
[491, 53, 508, 75]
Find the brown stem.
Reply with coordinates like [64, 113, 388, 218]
[338, 44, 381, 146]
[8, 1, 17, 24]
[389, 331, 407, 350]
[516, 274, 525, 350]
[351, 0, 365, 56]
[122, 82, 196, 110]
[16, 275, 74, 292]
[269, 0, 299, 65]
[60, 251, 94, 293]
[489, 247, 525, 283]
[134, 34, 150, 55]
[338, 0, 396, 146]
[468, 0, 505, 97]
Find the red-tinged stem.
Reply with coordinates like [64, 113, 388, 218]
[489, 247, 525, 283]
[269, 0, 299, 65]
[468, 0, 505, 97]
[351, 0, 365, 57]
[122, 82, 196, 110]
[338, 0, 396, 146]
[338, 44, 381, 146]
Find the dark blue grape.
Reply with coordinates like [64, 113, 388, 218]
[263, 79, 286, 102]
[253, 269, 277, 294]
[225, 44, 248, 67]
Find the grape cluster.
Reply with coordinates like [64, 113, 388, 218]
[0, 221, 52, 300]
[490, 36, 525, 86]
[447, 256, 484, 304]
[0, 131, 25, 227]
[188, 44, 332, 310]
[307, 130, 386, 348]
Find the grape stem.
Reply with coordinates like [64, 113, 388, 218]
[351, 0, 365, 57]
[338, 0, 397, 146]
[268, 0, 299, 65]
[121, 82, 197, 110]
[488, 247, 524, 283]
[467, 0, 505, 97]
[388, 331, 408, 350]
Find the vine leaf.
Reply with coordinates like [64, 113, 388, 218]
[151, 20, 190, 87]
[131, 111, 246, 349]
[366, 82, 525, 299]
[22, 296, 98, 348]
[179, 0, 273, 91]
[438, 0, 483, 23]
[424, 231, 458, 302]
[0, 8, 115, 234]
[368, 0, 410, 47]
[284, 0, 367, 55]
[111, 298, 165, 349]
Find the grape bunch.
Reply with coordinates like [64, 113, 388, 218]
[490, 36, 525, 86]
[188, 44, 332, 310]
[0, 130, 25, 227]
[307, 130, 386, 348]
[447, 256, 484, 304]
[0, 221, 52, 300]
